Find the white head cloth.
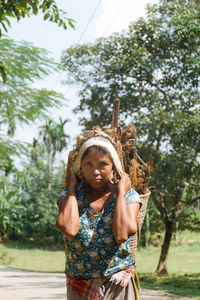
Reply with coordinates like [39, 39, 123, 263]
[73, 135, 123, 177]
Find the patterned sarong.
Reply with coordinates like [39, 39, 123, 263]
[67, 265, 136, 300]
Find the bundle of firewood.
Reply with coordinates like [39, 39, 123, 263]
[64, 99, 153, 195]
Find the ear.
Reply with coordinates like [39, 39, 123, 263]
[110, 170, 114, 179]
[77, 168, 83, 180]
[112, 166, 121, 180]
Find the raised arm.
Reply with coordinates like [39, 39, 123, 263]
[112, 173, 140, 244]
[55, 168, 80, 238]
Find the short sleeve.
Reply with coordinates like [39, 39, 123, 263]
[126, 188, 141, 206]
[58, 187, 68, 201]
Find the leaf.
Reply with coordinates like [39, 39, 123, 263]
[6, 190, 18, 201]
[32, 2, 38, 15]
[43, 13, 50, 20]
[1, 21, 8, 32]
[68, 18, 75, 29]
[58, 19, 63, 27]
[0, 60, 7, 82]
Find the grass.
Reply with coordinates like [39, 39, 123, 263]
[140, 273, 200, 299]
[0, 241, 65, 273]
[0, 231, 200, 298]
[137, 231, 200, 299]
[136, 241, 200, 274]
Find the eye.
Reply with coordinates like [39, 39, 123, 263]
[100, 161, 109, 167]
[86, 162, 93, 167]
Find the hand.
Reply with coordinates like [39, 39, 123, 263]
[67, 167, 78, 194]
[57, 198, 66, 210]
[117, 173, 131, 195]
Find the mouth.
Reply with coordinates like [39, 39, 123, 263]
[93, 177, 103, 182]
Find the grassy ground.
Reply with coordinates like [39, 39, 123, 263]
[140, 273, 200, 299]
[0, 231, 200, 298]
[136, 239, 200, 274]
[0, 241, 65, 273]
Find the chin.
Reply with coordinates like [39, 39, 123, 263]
[89, 180, 106, 188]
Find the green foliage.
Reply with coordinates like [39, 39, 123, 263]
[0, 0, 75, 82]
[39, 117, 69, 161]
[140, 197, 163, 247]
[13, 161, 64, 242]
[0, 178, 25, 239]
[0, 117, 69, 243]
[62, 0, 200, 129]
[0, 0, 75, 35]
[39, 117, 69, 192]
[62, 0, 200, 212]
[61, 0, 200, 273]
[178, 206, 200, 232]
[0, 37, 67, 169]
[0, 60, 7, 82]
[0, 159, 65, 243]
[0, 37, 65, 125]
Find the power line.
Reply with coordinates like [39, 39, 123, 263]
[77, 0, 103, 44]
[63, 0, 129, 98]
[52, 0, 103, 91]
[102, 0, 129, 37]
[63, 0, 129, 96]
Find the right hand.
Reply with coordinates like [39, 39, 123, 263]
[117, 172, 131, 195]
[67, 167, 78, 194]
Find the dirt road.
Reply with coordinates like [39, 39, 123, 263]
[0, 266, 192, 300]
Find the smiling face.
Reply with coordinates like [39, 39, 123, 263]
[81, 147, 113, 189]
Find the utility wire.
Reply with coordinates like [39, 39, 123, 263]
[52, 0, 103, 91]
[77, 0, 103, 44]
[102, 0, 129, 37]
[63, 0, 129, 96]
[20, 0, 128, 145]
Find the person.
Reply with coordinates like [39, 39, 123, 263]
[56, 134, 141, 300]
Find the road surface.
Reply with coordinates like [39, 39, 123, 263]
[0, 266, 192, 300]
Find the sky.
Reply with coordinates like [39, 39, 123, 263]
[6, 0, 158, 158]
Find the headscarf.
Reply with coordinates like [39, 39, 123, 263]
[73, 134, 123, 177]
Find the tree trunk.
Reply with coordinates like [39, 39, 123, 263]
[175, 221, 179, 245]
[155, 219, 174, 275]
[47, 144, 52, 193]
[143, 210, 150, 247]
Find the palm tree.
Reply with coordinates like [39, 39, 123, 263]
[31, 138, 44, 168]
[39, 118, 69, 192]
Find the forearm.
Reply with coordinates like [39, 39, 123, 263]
[56, 194, 80, 237]
[112, 191, 138, 244]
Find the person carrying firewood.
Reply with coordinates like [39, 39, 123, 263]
[56, 132, 141, 300]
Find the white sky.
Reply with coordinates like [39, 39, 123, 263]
[5, 0, 158, 159]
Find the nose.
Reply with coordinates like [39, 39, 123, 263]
[93, 168, 100, 175]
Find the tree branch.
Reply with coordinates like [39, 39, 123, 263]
[175, 195, 200, 214]
[182, 195, 200, 209]
[153, 196, 168, 220]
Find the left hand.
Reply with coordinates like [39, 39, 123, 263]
[67, 167, 78, 194]
[117, 173, 131, 195]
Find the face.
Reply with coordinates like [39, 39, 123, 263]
[81, 148, 113, 189]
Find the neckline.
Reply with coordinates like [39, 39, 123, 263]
[82, 180, 117, 215]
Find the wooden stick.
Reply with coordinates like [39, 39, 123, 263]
[112, 98, 120, 128]
[136, 153, 148, 167]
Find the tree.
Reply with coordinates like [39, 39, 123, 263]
[0, 37, 66, 171]
[31, 138, 44, 168]
[39, 117, 69, 192]
[0, 0, 75, 82]
[2, 158, 66, 243]
[61, 0, 200, 274]
[0, 117, 68, 243]
[0, 177, 25, 240]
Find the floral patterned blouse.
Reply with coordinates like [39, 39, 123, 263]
[58, 180, 141, 279]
